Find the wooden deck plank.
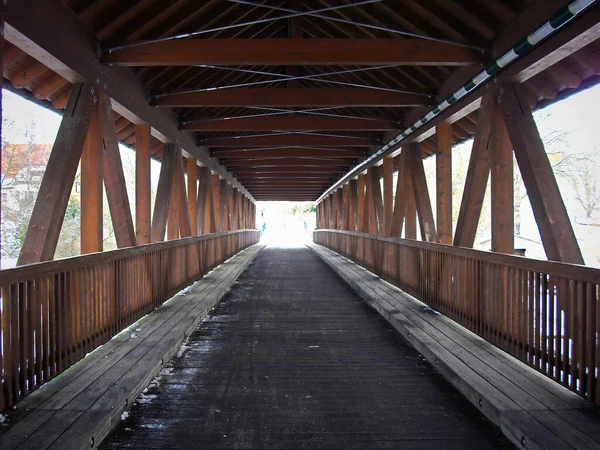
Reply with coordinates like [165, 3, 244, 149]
[0, 244, 264, 450]
[309, 244, 600, 450]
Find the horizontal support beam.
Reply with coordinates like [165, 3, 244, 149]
[204, 134, 377, 147]
[153, 88, 430, 108]
[224, 158, 355, 167]
[181, 116, 400, 131]
[213, 148, 366, 159]
[235, 167, 341, 175]
[102, 39, 484, 67]
[4, 0, 254, 201]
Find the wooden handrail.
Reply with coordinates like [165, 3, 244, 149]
[317, 229, 600, 283]
[0, 230, 258, 410]
[314, 229, 600, 405]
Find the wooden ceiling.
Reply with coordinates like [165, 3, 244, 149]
[3, 0, 600, 201]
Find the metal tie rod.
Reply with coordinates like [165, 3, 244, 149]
[104, 0, 382, 52]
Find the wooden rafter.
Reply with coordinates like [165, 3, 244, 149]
[102, 39, 484, 66]
[153, 88, 430, 108]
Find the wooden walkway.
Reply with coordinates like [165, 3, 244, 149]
[0, 244, 264, 450]
[309, 244, 600, 450]
[101, 246, 511, 449]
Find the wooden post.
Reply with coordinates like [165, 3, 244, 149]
[383, 156, 394, 236]
[18, 84, 96, 265]
[454, 92, 494, 248]
[176, 152, 191, 238]
[187, 157, 198, 235]
[408, 143, 438, 242]
[391, 151, 407, 237]
[80, 101, 102, 254]
[196, 167, 213, 234]
[151, 144, 176, 242]
[220, 180, 230, 231]
[135, 124, 151, 245]
[342, 184, 350, 230]
[490, 97, 514, 254]
[405, 165, 417, 240]
[100, 93, 136, 248]
[499, 82, 583, 264]
[358, 174, 367, 232]
[212, 175, 222, 232]
[348, 179, 358, 232]
[436, 122, 452, 245]
[370, 166, 385, 235]
[167, 165, 180, 240]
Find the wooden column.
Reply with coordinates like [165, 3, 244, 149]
[212, 175, 222, 232]
[336, 189, 344, 229]
[499, 82, 583, 264]
[175, 152, 191, 238]
[135, 124, 151, 245]
[342, 184, 350, 230]
[454, 93, 493, 248]
[348, 179, 358, 232]
[358, 174, 368, 232]
[0, 13, 3, 266]
[436, 122, 452, 245]
[383, 156, 394, 236]
[151, 143, 176, 242]
[80, 101, 102, 254]
[369, 166, 385, 235]
[490, 97, 514, 254]
[167, 166, 180, 240]
[100, 93, 136, 248]
[196, 167, 213, 234]
[408, 143, 438, 242]
[18, 84, 96, 265]
[391, 151, 407, 237]
[187, 157, 198, 235]
[220, 180, 230, 231]
[405, 164, 417, 240]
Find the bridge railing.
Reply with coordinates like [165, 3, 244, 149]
[0, 229, 258, 409]
[314, 229, 600, 405]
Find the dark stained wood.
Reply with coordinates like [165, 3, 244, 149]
[407, 144, 437, 242]
[205, 134, 376, 148]
[154, 88, 430, 108]
[4, 0, 253, 200]
[18, 84, 96, 265]
[499, 82, 583, 264]
[224, 158, 354, 167]
[213, 148, 367, 159]
[370, 167, 385, 235]
[357, 174, 367, 233]
[348, 180, 358, 232]
[490, 97, 514, 254]
[196, 167, 211, 234]
[176, 153, 191, 238]
[383, 157, 394, 236]
[405, 165, 417, 240]
[151, 144, 177, 242]
[135, 124, 152, 245]
[80, 101, 103, 254]
[212, 174, 222, 232]
[436, 122, 452, 245]
[167, 162, 180, 240]
[181, 116, 399, 132]
[100, 93, 136, 248]
[391, 151, 407, 237]
[453, 93, 493, 248]
[102, 39, 483, 66]
[187, 157, 198, 235]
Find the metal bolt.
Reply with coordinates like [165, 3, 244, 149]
[90, 437, 95, 448]
[434, 358, 438, 365]
[521, 436, 526, 447]
[479, 398, 483, 408]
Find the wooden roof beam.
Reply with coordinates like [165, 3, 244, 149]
[102, 39, 485, 67]
[203, 134, 377, 147]
[212, 148, 367, 159]
[153, 88, 431, 108]
[181, 116, 400, 132]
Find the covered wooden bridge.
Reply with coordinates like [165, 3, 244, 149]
[1, 1, 600, 448]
